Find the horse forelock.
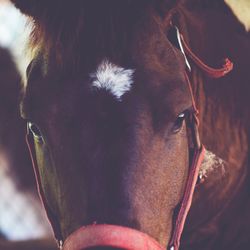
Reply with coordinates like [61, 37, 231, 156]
[27, 1, 153, 63]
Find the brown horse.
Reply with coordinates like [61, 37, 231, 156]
[9, 0, 250, 249]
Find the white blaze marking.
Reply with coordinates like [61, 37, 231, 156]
[91, 60, 135, 100]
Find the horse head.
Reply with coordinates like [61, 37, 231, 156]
[10, 0, 213, 249]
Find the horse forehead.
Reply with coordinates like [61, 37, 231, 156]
[24, 54, 189, 121]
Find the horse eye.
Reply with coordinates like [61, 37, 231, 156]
[28, 122, 43, 140]
[172, 112, 186, 133]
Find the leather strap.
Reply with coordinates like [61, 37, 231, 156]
[180, 34, 233, 78]
[167, 33, 233, 249]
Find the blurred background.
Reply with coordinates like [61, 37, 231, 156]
[0, 0, 56, 249]
[0, 0, 249, 249]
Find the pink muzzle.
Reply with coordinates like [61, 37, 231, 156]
[62, 224, 165, 250]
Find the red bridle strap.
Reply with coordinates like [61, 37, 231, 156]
[180, 34, 233, 78]
[167, 33, 233, 249]
[168, 145, 205, 250]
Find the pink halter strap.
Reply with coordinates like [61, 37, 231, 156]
[167, 30, 233, 250]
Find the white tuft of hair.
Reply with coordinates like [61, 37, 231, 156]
[91, 60, 135, 101]
[199, 150, 226, 179]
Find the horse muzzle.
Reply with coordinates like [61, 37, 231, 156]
[62, 224, 165, 250]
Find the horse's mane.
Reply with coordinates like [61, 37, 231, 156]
[26, 0, 230, 54]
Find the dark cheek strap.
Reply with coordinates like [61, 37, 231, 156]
[26, 132, 64, 248]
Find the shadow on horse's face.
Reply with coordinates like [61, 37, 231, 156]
[15, 1, 193, 248]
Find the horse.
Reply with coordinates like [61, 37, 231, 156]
[0, 47, 57, 249]
[9, 0, 250, 249]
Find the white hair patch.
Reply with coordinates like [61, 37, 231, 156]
[91, 60, 135, 101]
[199, 150, 226, 179]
